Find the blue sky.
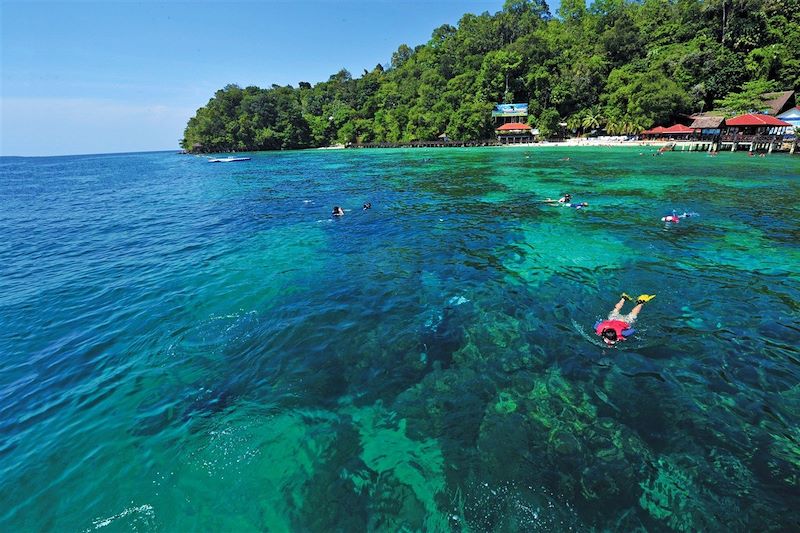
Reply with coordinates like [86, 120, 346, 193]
[1, 0, 553, 156]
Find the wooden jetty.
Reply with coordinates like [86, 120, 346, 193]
[670, 134, 792, 154]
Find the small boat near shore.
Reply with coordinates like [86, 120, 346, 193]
[208, 156, 251, 163]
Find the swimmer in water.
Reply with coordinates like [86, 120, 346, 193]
[332, 206, 344, 217]
[363, 202, 372, 210]
[594, 293, 656, 345]
[565, 202, 589, 209]
[661, 211, 695, 223]
[543, 193, 572, 204]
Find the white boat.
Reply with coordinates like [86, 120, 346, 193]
[208, 157, 251, 163]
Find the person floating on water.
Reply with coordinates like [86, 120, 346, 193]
[543, 193, 572, 204]
[332, 206, 344, 217]
[594, 293, 656, 346]
[363, 202, 372, 210]
[565, 202, 589, 209]
[661, 210, 696, 223]
[543, 195, 588, 209]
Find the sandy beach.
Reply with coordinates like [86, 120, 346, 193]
[500, 137, 672, 148]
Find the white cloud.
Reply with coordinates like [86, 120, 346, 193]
[1, 98, 195, 156]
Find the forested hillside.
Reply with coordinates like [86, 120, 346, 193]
[181, 0, 799, 151]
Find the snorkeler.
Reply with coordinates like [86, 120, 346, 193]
[594, 293, 656, 346]
[332, 206, 344, 217]
[661, 211, 695, 223]
[565, 202, 589, 209]
[543, 195, 588, 209]
[363, 202, 372, 210]
[542, 193, 572, 204]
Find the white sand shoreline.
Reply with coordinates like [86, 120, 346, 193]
[326, 139, 674, 150]
[500, 139, 671, 148]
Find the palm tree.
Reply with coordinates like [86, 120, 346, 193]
[605, 118, 622, 135]
[567, 112, 585, 135]
[627, 116, 650, 135]
[581, 106, 605, 132]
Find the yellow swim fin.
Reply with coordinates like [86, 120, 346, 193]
[621, 293, 633, 301]
[636, 294, 656, 304]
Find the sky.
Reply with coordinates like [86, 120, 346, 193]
[0, 0, 551, 157]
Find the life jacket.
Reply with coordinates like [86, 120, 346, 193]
[594, 319, 635, 341]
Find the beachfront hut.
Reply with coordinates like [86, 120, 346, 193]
[495, 122, 534, 144]
[725, 114, 792, 136]
[761, 91, 796, 116]
[640, 126, 666, 139]
[777, 107, 800, 133]
[723, 113, 792, 152]
[688, 115, 725, 140]
[492, 102, 534, 143]
[661, 124, 694, 139]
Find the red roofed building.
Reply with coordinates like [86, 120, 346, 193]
[640, 126, 666, 138]
[640, 124, 694, 139]
[496, 122, 532, 132]
[662, 124, 694, 138]
[492, 103, 534, 144]
[722, 113, 792, 153]
[725, 114, 792, 136]
[495, 122, 535, 144]
[725, 114, 792, 127]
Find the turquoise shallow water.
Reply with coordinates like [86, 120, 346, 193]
[1, 147, 799, 531]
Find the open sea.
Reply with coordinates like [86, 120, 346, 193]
[1, 147, 799, 532]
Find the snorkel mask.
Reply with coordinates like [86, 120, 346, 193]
[602, 328, 618, 343]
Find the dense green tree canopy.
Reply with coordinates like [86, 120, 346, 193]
[182, 0, 799, 151]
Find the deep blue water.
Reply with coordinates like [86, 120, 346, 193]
[1, 148, 799, 531]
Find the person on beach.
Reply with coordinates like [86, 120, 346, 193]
[332, 206, 345, 217]
[595, 293, 656, 345]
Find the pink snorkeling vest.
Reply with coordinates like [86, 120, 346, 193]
[595, 319, 633, 341]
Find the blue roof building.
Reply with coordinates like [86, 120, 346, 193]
[777, 106, 800, 132]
